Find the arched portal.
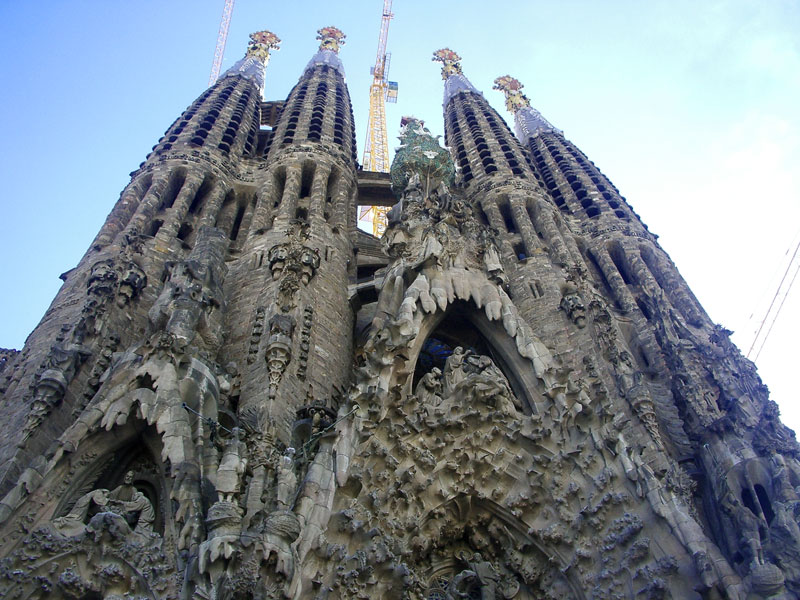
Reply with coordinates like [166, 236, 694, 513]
[53, 422, 168, 538]
[416, 495, 586, 600]
[406, 300, 546, 415]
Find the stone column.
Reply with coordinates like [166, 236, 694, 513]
[275, 165, 302, 224]
[509, 193, 541, 258]
[161, 174, 205, 238]
[337, 182, 355, 233]
[309, 163, 332, 223]
[125, 174, 171, 236]
[532, 198, 571, 266]
[593, 245, 636, 313]
[250, 169, 281, 236]
[91, 177, 151, 249]
[644, 249, 704, 326]
[199, 183, 231, 229]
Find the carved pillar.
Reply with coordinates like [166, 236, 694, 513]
[91, 178, 149, 249]
[341, 184, 357, 232]
[593, 246, 636, 312]
[626, 250, 662, 300]
[509, 194, 540, 257]
[125, 174, 171, 235]
[250, 171, 280, 235]
[215, 195, 239, 238]
[198, 183, 230, 229]
[532, 198, 571, 266]
[481, 197, 515, 260]
[276, 165, 302, 224]
[479, 197, 504, 231]
[644, 250, 704, 326]
[161, 174, 205, 238]
[309, 163, 332, 223]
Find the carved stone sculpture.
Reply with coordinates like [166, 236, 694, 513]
[560, 282, 587, 328]
[22, 323, 92, 440]
[52, 471, 156, 542]
[216, 428, 247, 502]
[276, 447, 297, 510]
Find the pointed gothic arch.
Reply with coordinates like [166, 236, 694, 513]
[407, 300, 545, 414]
[417, 494, 587, 600]
[52, 421, 169, 537]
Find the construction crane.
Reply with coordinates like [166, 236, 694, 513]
[359, 0, 398, 237]
[208, 0, 236, 86]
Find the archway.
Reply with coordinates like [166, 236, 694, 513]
[417, 495, 586, 600]
[406, 300, 546, 415]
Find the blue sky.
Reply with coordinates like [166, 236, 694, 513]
[1, 1, 798, 431]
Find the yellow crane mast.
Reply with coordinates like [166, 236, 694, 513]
[360, 0, 398, 237]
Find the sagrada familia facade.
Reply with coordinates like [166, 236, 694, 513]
[1, 26, 799, 600]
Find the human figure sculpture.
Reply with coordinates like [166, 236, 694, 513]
[415, 367, 443, 408]
[299, 247, 320, 284]
[23, 324, 92, 440]
[448, 552, 500, 600]
[719, 484, 765, 568]
[482, 240, 508, 288]
[404, 173, 423, 204]
[468, 553, 500, 600]
[276, 447, 297, 510]
[469, 355, 520, 414]
[567, 372, 593, 419]
[560, 283, 587, 328]
[52, 470, 155, 539]
[613, 349, 640, 398]
[109, 470, 136, 502]
[118, 261, 146, 306]
[216, 428, 247, 503]
[444, 346, 467, 394]
[87, 258, 118, 298]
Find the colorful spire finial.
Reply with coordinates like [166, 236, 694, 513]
[432, 48, 463, 80]
[246, 30, 281, 64]
[493, 76, 531, 114]
[317, 27, 346, 53]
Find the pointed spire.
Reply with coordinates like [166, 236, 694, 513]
[433, 48, 480, 106]
[306, 26, 347, 75]
[220, 30, 281, 93]
[493, 75, 561, 141]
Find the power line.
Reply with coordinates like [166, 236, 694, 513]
[747, 235, 800, 359]
[753, 259, 800, 362]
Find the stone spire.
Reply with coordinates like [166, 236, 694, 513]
[493, 75, 561, 141]
[433, 48, 480, 106]
[220, 30, 281, 93]
[306, 26, 347, 75]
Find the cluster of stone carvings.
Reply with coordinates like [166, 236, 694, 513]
[0, 110, 799, 600]
[14, 234, 147, 445]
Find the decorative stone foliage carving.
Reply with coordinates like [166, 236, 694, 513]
[559, 281, 586, 328]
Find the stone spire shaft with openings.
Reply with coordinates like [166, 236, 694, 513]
[439, 49, 583, 292]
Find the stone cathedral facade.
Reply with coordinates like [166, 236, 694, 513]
[1, 26, 799, 600]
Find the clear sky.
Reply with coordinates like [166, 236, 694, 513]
[0, 1, 797, 431]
